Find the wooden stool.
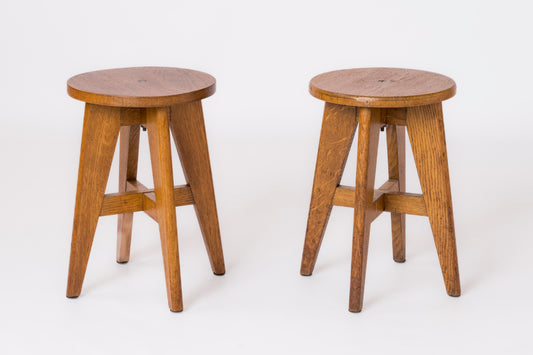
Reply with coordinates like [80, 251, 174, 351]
[66, 67, 225, 312]
[300, 68, 461, 312]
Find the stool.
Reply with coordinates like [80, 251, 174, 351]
[300, 68, 461, 312]
[66, 67, 225, 312]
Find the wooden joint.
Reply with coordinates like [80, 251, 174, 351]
[332, 181, 427, 217]
[100, 180, 194, 221]
[120, 108, 146, 126]
[384, 108, 407, 126]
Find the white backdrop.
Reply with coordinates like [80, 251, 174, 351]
[2, 0, 532, 354]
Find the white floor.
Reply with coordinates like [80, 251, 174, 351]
[1, 110, 531, 354]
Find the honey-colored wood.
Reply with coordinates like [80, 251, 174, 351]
[101, 191, 144, 216]
[67, 67, 224, 312]
[146, 106, 183, 312]
[349, 107, 381, 312]
[376, 179, 398, 192]
[330, 186, 356, 207]
[332, 186, 426, 216]
[300, 103, 357, 275]
[310, 68, 456, 108]
[333, 181, 396, 215]
[406, 103, 461, 297]
[140, 192, 158, 222]
[119, 107, 146, 126]
[385, 108, 407, 126]
[172, 186, 195, 206]
[67, 67, 216, 108]
[303, 68, 460, 312]
[100, 185, 194, 216]
[67, 104, 121, 298]
[382, 193, 426, 216]
[126, 181, 156, 221]
[126, 180, 150, 192]
[169, 101, 225, 275]
[116, 124, 140, 263]
[363, 179, 395, 224]
[386, 124, 406, 262]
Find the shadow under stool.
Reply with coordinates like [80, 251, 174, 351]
[66, 67, 225, 312]
[300, 68, 461, 312]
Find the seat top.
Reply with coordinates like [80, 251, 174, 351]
[309, 68, 456, 108]
[67, 67, 216, 107]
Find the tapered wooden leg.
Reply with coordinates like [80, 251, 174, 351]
[116, 124, 140, 263]
[146, 107, 183, 312]
[169, 101, 225, 275]
[67, 104, 121, 298]
[300, 103, 358, 275]
[386, 123, 406, 262]
[349, 108, 381, 312]
[406, 103, 461, 297]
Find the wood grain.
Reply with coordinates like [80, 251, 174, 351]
[169, 101, 225, 275]
[119, 107, 146, 126]
[333, 186, 426, 216]
[386, 123, 406, 262]
[382, 192, 426, 216]
[102, 191, 144, 216]
[146, 106, 183, 312]
[126, 180, 158, 221]
[385, 108, 407, 126]
[302, 68, 461, 312]
[126, 180, 151, 192]
[406, 103, 461, 297]
[310, 68, 456, 108]
[66, 104, 121, 298]
[116, 124, 140, 263]
[67, 67, 224, 312]
[67, 67, 216, 108]
[140, 192, 158, 222]
[300, 102, 357, 275]
[100, 185, 194, 216]
[349, 107, 381, 312]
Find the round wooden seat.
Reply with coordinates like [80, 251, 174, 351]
[309, 68, 456, 108]
[67, 67, 216, 107]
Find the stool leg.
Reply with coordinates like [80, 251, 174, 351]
[116, 124, 140, 263]
[146, 107, 183, 312]
[169, 101, 225, 275]
[386, 124, 406, 262]
[406, 103, 461, 297]
[67, 104, 121, 298]
[301, 103, 357, 275]
[349, 107, 381, 312]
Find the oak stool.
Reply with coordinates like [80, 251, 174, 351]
[300, 68, 461, 312]
[66, 67, 225, 312]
